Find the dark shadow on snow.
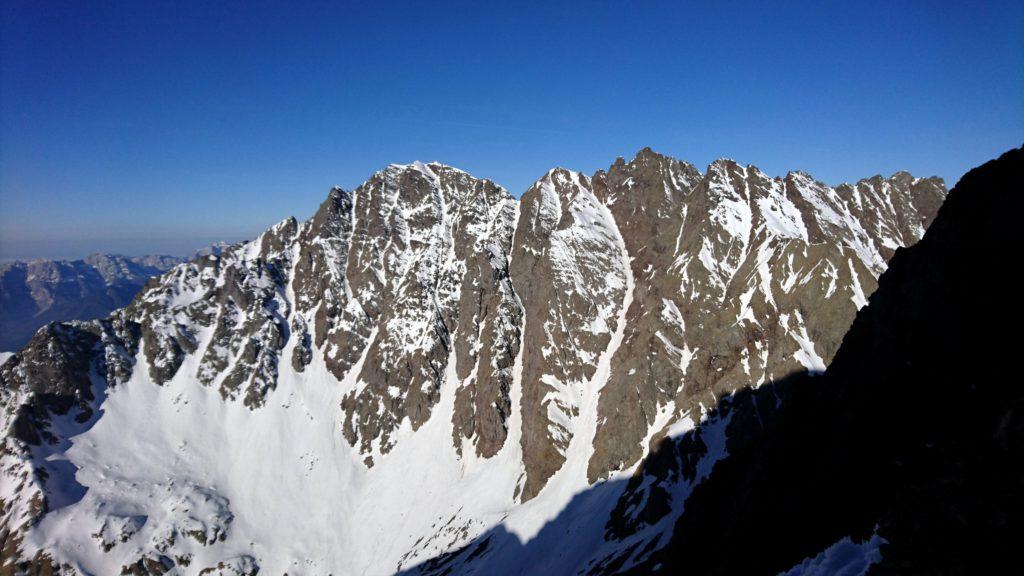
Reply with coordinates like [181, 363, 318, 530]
[395, 371, 856, 576]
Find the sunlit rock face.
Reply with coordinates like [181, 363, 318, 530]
[588, 150, 944, 484]
[0, 149, 944, 575]
[605, 146, 1023, 576]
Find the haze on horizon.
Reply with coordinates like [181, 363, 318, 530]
[2, 0, 1022, 260]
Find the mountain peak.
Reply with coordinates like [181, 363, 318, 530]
[632, 145, 666, 162]
[0, 148, 955, 575]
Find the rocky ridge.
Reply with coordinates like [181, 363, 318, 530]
[612, 145, 1024, 575]
[0, 149, 945, 575]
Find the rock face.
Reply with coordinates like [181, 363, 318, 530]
[0, 254, 183, 351]
[608, 145, 1024, 575]
[510, 169, 631, 501]
[337, 163, 518, 463]
[587, 150, 945, 482]
[0, 150, 948, 575]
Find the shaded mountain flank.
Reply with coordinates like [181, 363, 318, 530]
[406, 146, 1024, 575]
[0, 149, 951, 574]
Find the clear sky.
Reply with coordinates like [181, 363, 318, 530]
[2, 1, 1022, 260]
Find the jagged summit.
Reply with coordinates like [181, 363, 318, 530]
[308, 150, 941, 243]
[1, 148, 946, 575]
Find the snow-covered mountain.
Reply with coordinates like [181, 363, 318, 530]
[0, 149, 947, 575]
[419, 146, 1024, 576]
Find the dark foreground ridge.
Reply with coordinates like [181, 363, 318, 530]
[406, 148, 1024, 575]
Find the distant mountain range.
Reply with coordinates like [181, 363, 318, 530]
[2, 147, 1018, 574]
[0, 244, 230, 351]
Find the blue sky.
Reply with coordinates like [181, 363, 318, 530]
[2, 1, 1021, 259]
